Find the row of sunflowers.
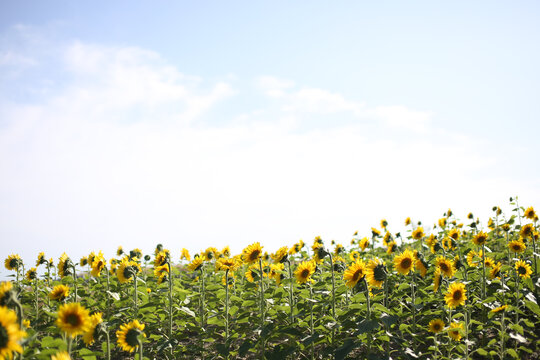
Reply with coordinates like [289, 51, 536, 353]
[0, 198, 539, 359]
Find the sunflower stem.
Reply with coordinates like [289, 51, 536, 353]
[106, 268, 111, 323]
[105, 328, 111, 360]
[411, 272, 416, 332]
[225, 269, 229, 342]
[168, 261, 173, 340]
[309, 283, 314, 360]
[258, 258, 266, 359]
[287, 259, 294, 325]
[200, 265, 206, 360]
[137, 337, 143, 360]
[329, 254, 336, 355]
[500, 309, 506, 360]
[133, 271, 138, 318]
[72, 265, 78, 303]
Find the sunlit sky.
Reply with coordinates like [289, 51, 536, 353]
[1, 1, 539, 275]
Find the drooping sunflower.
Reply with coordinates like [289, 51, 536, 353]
[428, 318, 445, 334]
[91, 254, 106, 277]
[436, 256, 455, 278]
[154, 264, 170, 284]
[412, 227, 425, 240]
[245, 265, 259, 283]
[444, 282, 466, 309]
[57, 253, 72, 278]
[343, 261, 367, 288]
[82, 312, 103, 345]
[0, 282, 14, 306]
[349, 251, 360, 262]
[116, 259, 140, 284]
[4, 255, 22, 271]
[472, 231, 488, 246]
[333, 244, 344, 256]
[520, 223, 534, 238]
[51, 351, 71, 360]
[359, 237, 369, 251]
[188, 256, 204, 272]
[116, 246, 124, 256]
[216, 257, 239, 272]
[466, 250, 481, 268]
[80, 256, 89, 267]
[515, 260, 532, 279]
[180, 248, 191, 261]
[242, 243, 263, 264]
[0, 306, 26, 359]
[380, 219, 388, 229]
[415, 257, 428, 278]
[289, 240, 305, 255]
[524, 206, 536, 220]
[269, 263, 285, 286]
[366, 258, 386, 288]
[36, 252, 47, 267]
[489, 262, 502, 279]
[425, 234, 438, 254]
[448, 322, 463, 341]
[371, 228, 381, 238]
[49, 284, 70, 301]
[405, 217, 411, 226]
[433, 269, 442, 292]
[295, 261, 316, 284]
[383, 232, 392, 247]
[271, 247, 288, 263]
[25, 268, 37, 281]
[386, 241, 397, 254]
[394, 249, 415, 275]
[491, 304, 508, 314]
[203, 247, 218, 261]
[128, 248, 142, 261]
[116, 320, 145, 352]
[508, 240, 526, 253]
[442, 237, 456, 251]
[222, 271, 236, 288]
[56, 302, 90, 337]
[438, 218, 447, 228]
[154, 250, 169, 267]
[448, 229, 460, 241]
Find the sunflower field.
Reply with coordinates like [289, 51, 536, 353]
[1, 198, 539, 359]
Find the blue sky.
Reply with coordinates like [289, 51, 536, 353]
[1, 1, 539, 274]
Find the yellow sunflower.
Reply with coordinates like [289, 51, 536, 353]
[524, 206, 536, 220]
[91, 254, 106, 277]
[383, 232, 392, 247]
[188, 256, 204, 272]
[56, 302, 90, 337]
[0, 306, 26, 359]
[438, 218, 447, 228]
[82, 312, 103, 345]
[242, 243, 263, 264]
[489, 262, 502, 279]
[51, 351, 71, 360]
[49, 285, 70, 301]
[433, 269, 442, 292]
[154, 264, 170, 284]
[405, 217, 411, 226]
[116, 246, 124, 256]
[412, 227, 424, 240]
[472, 231, 488, 246]
[295, 261, 316, 284]
[444, 282, 466, 309]
[36, 252, 47, 267]
[271, 247, 288, 263]
[343, 261, 367, 288]
[436, 256, 455, 278]
[333, 244, 344, 256]
[484, 257, 495, 268]
[415, 258, 428, 278]
[116, 320, 145, 352]
[0, 282, 13, 306]
[520, 224, 534, 238]
[349, 251, 360, 262]
[386, 241, 397, 254]
[515, 260, 532, 279]
[116, 259, 140, 284]
[425, 234, 438, 254]
[448, 322, 463, 341]
[428, 319, 445, 334]
[508, 240, 526, 253]
[57, 253, 72, 278]
[366, 258, 386, 288]
[448, 229, 460, 241]
[466, 250, 481, 267]
[359, 237, 369, 251]
[380, 219, 388, 228]
[180, 248, 191, 261]
[245, 265, 258, 283]
[216, 257, 240, 272]
[269, 263, 285, 285]
[25, 268, 37, 281]
[4, 255, 21, 271]
[394, 249, 415, 275]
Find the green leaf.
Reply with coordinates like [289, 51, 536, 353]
[507, 348, 519, 359]
[476, 348, 488, 356]
[524, 300, 540, 317]
[335, 338, 356, 360]
[356, 319, 378, 334]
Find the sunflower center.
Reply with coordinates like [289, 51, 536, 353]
[249, 250, 260, 261]
[123, 267, 132, 279]
[453, 290, 462, 301]
[66, 313, 82, 327]
[0, 324, 8, 348]
[401, 258, 412, 269]
[126, 328, 140, 346]
[352, 270, 362, 282]
[518, 266, 526, 275]
[440, 263, 449, 272]
[301, 269, 310, 278]
[433, 323, 441, 331]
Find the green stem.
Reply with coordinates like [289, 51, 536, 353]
[168, 262, 173, 339]
[72, 265, 78, 303]
[258, 258, 265, 359]
[34, 279, 39, 322]
[411, 272, 416, 332]
[500, 310, 505, 359]
[106, 269, 111, 322]
[329, 254, 336, 356]
[105, 329, 111, 360]
[287, 260, 294, 325]
[137, 337, 143, 360]
[309, 284, 314, 360]
[225, 269, 229, 341]
[200, 266, 205, 360]
[133, 271, 138, 318]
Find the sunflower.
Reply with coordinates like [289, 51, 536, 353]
[405, 217, 411, 226]
[386, 241, 397, 254]
[36, 252, 47, 267]
[515, 260, 532, 279]
[371, 228, 381, 238]
[57, 253, 72, 278]
[428, 319, 445, 334]
[128, 248, 142, 261]
[520, 223, 534, 238]
[524, 206, 536, 220]
[466, 250, 481, 267]
[154, 264, 170, 284]
[438, 218, 447, 228]
[394, 249, 415, 275]
[116, 246, 123, 256]
[116, 320, 145, 352]
[116, 259, 140, 284]
[0, 306, 26, 359]
[25, 268, 37, 281]
[56, 303, 90, 337]
[359, 237, 369, 251]
[436, 256, 456, 278]
[222, 271, 236, 287]
[82, 312, 103, 345]
[179, 248, 190, 261]
[154, 250, 169, 267]
[366, 258, 386, 288]
[91, 254, 106, 277]
[4, 255, 22, 271]
[333, 244, 344, 256]
[51, 351, 71, 360]
[380, 219, 388, 228]
[444, 282, 466, 309]
[487, 218, 495, 230]
[49, 285, 70, 301]
[382, 232, 392, 247]
[415, 258, 428, 278]
[245, 265, 258, 283]
[0, 282, 13, 306]
[491, 304, 508, 314]
[188, 257, 204, 272]
[295, 261, 316, 284]
[80, 256, 89, 267]
[472, 231, 488, 246]
[412, 227, 424, 240]
[448, 322, 463, 341]
[269, 263, 285, 285]
[433, 269, 442, 292]
[216, 257, 239, 272]
[242, 243, 263, 264]
[289, 240, 305, 255]
[508, 240, 526, 253]
[349, 251, 360, 262]
[484, 257, 495, 268]
[442, 237, 456, 251]
[425, 234, 438, 254]
[489, 262, 502, 279]
[343, 261, 367, 288]
[271, 247, 288, 263]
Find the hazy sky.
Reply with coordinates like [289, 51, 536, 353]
[1, 1, 539, 274]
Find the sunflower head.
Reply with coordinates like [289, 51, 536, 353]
[405, 217, 411, 226]
[524, 206, 536, 220]
[295, 261, 316, 284]
[433, 269, 442, 293]
[188, 257, 204, 272]
[0, 282, 14, 306]
[490, 304, 508, 314]
[180, 248, 191, 261]
[36, 252, 47, 267]
[489, 262, 502, 279]
[49, 285, 70, 301]
[116, 259, 140, 284]
[394, 249, 415, 275]
[0, 307, 26, 360]
[438, 218, 447, 228]
[343, 261, 367, 288]
[428, 318, 445, 334]
[472, 231, 488, 246]
[51, 351, 71, 360]
[415, 258, 428, 278]
[269, 263, 285, 285]
[82, 312, 103, 346]
[520, 223, 534, 238]
[56, 302, 91, 337]
[57, 253, 73, 278]
[216, 257, 240, 272]
[366, 258, 386, 288]
[444, 282, 467, 309]
[448, 322, 464, 341]
[116, 320, 145, 352]
[242, 243, 263, 264]
[359, 237, 369, 251]
[25, 268, 37, 282]
[4, 255, 22, 271]
[386, 241, 397, 254]
[436, 256, 455, 278]
[515, 260, 532, 279]
[380, 219, 388, 228]
[91, 254, 106, 277]
[508, 240, 526, 253]
[271, 247, 288, 264]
